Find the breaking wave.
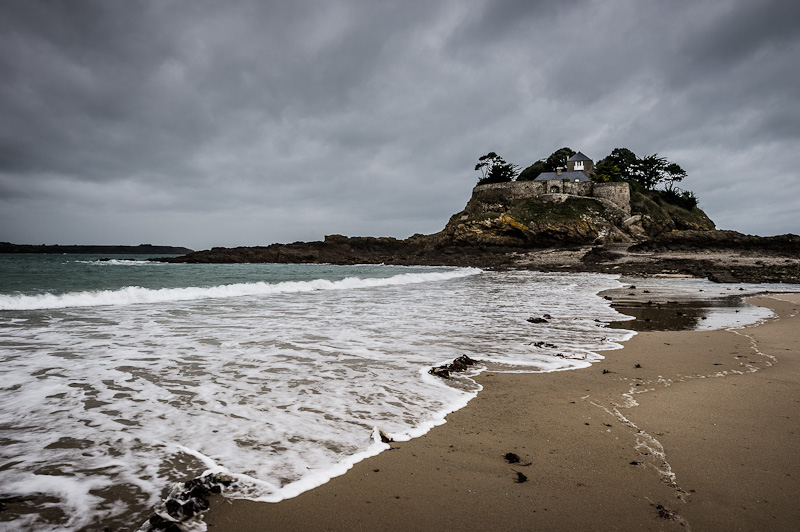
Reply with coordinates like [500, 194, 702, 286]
[0, 268, 482, 310]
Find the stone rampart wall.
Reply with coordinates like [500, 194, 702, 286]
[473, 180, 630, 213]
[592, 182, 630, 211]
[472, 181, 546, 201]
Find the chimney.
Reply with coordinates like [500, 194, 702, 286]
[556, 167, 562, 176]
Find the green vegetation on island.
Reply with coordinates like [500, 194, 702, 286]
[474, 152, 520, 185]
[478, 146, 697, 208]
[461, 146, 714, 247]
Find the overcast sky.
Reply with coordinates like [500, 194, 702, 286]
[1, 0, 798, 250]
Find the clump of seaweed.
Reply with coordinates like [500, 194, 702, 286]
[655, 503, 678, 520]
[144, 473, 236, 531]
[503, 452, 532, 466]
[532, 341, 557, 348]
[527, 316, 549, 324]
[428, 355, 478, 379]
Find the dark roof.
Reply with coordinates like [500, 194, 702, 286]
[534, 171, 592, 182]
[567, 151, 592, 162]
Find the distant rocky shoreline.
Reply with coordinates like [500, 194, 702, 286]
[0, 243, 194, 255]
[156, 230, 800, 284]
[155, 178, 800, 284]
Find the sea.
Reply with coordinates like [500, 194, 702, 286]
[0, 253, 790, 531]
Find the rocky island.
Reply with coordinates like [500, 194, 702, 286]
[158, 148, 800, 284]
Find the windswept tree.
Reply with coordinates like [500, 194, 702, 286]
[663, 162, 688, 191]
[596, 148, 638, 182]
[475, 152, 519, 185]
[594, 148, 687, 191]
[544, 147, 576, 171]
[517, 159, 547, 181]
[592, 158, 622, 182]
[518, 147, 575, 181]
[634, 154, 687, 190]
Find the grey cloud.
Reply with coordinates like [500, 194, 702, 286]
[676, 0, 800, 75]
[0, 0, 797, 249]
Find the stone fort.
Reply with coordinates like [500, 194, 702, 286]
[472, 151, 631, 214]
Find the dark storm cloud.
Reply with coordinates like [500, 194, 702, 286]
[0, 0, 797, 248]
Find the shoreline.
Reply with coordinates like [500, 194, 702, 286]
[155, 233, 800, 284]
[204, 293, 800, 531]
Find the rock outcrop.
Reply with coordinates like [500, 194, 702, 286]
[435, 182, 715, 248]
[628, 190, 716, 235]
[630, 230, 800, 256]
[154, 180, 800, 284]
[159, 182, 717, 265]
[438, 191, 630, 248]
[159, 234, 519, 267]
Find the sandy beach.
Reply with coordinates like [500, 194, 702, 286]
[205, 293, 800, 531]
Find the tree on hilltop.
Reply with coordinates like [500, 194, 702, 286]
[634, 154, 687, 190]
[594, 148, 638, 182]
[517, 159, 547, 181]
[594, 148, 686, 191]
[593, 147, 697, 208]
[663, 162, 688, 191]
[592, 158, 622, 182]
[475, 152, 519, 185]
[544, 147, 576, 171]
[518, 147, 575, 181]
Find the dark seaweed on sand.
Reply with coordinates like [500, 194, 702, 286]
[428, 355, 478, 379]
[503, 452, 532, 466]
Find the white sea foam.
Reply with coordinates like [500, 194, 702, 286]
[0, 269, 637, 531]
[77, 259, 160, 266]
[0, 268, 481, 310]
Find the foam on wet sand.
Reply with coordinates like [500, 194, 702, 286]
[205, 293, 800, 532]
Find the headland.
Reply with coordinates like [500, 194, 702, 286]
[155, 180, 799, 284]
